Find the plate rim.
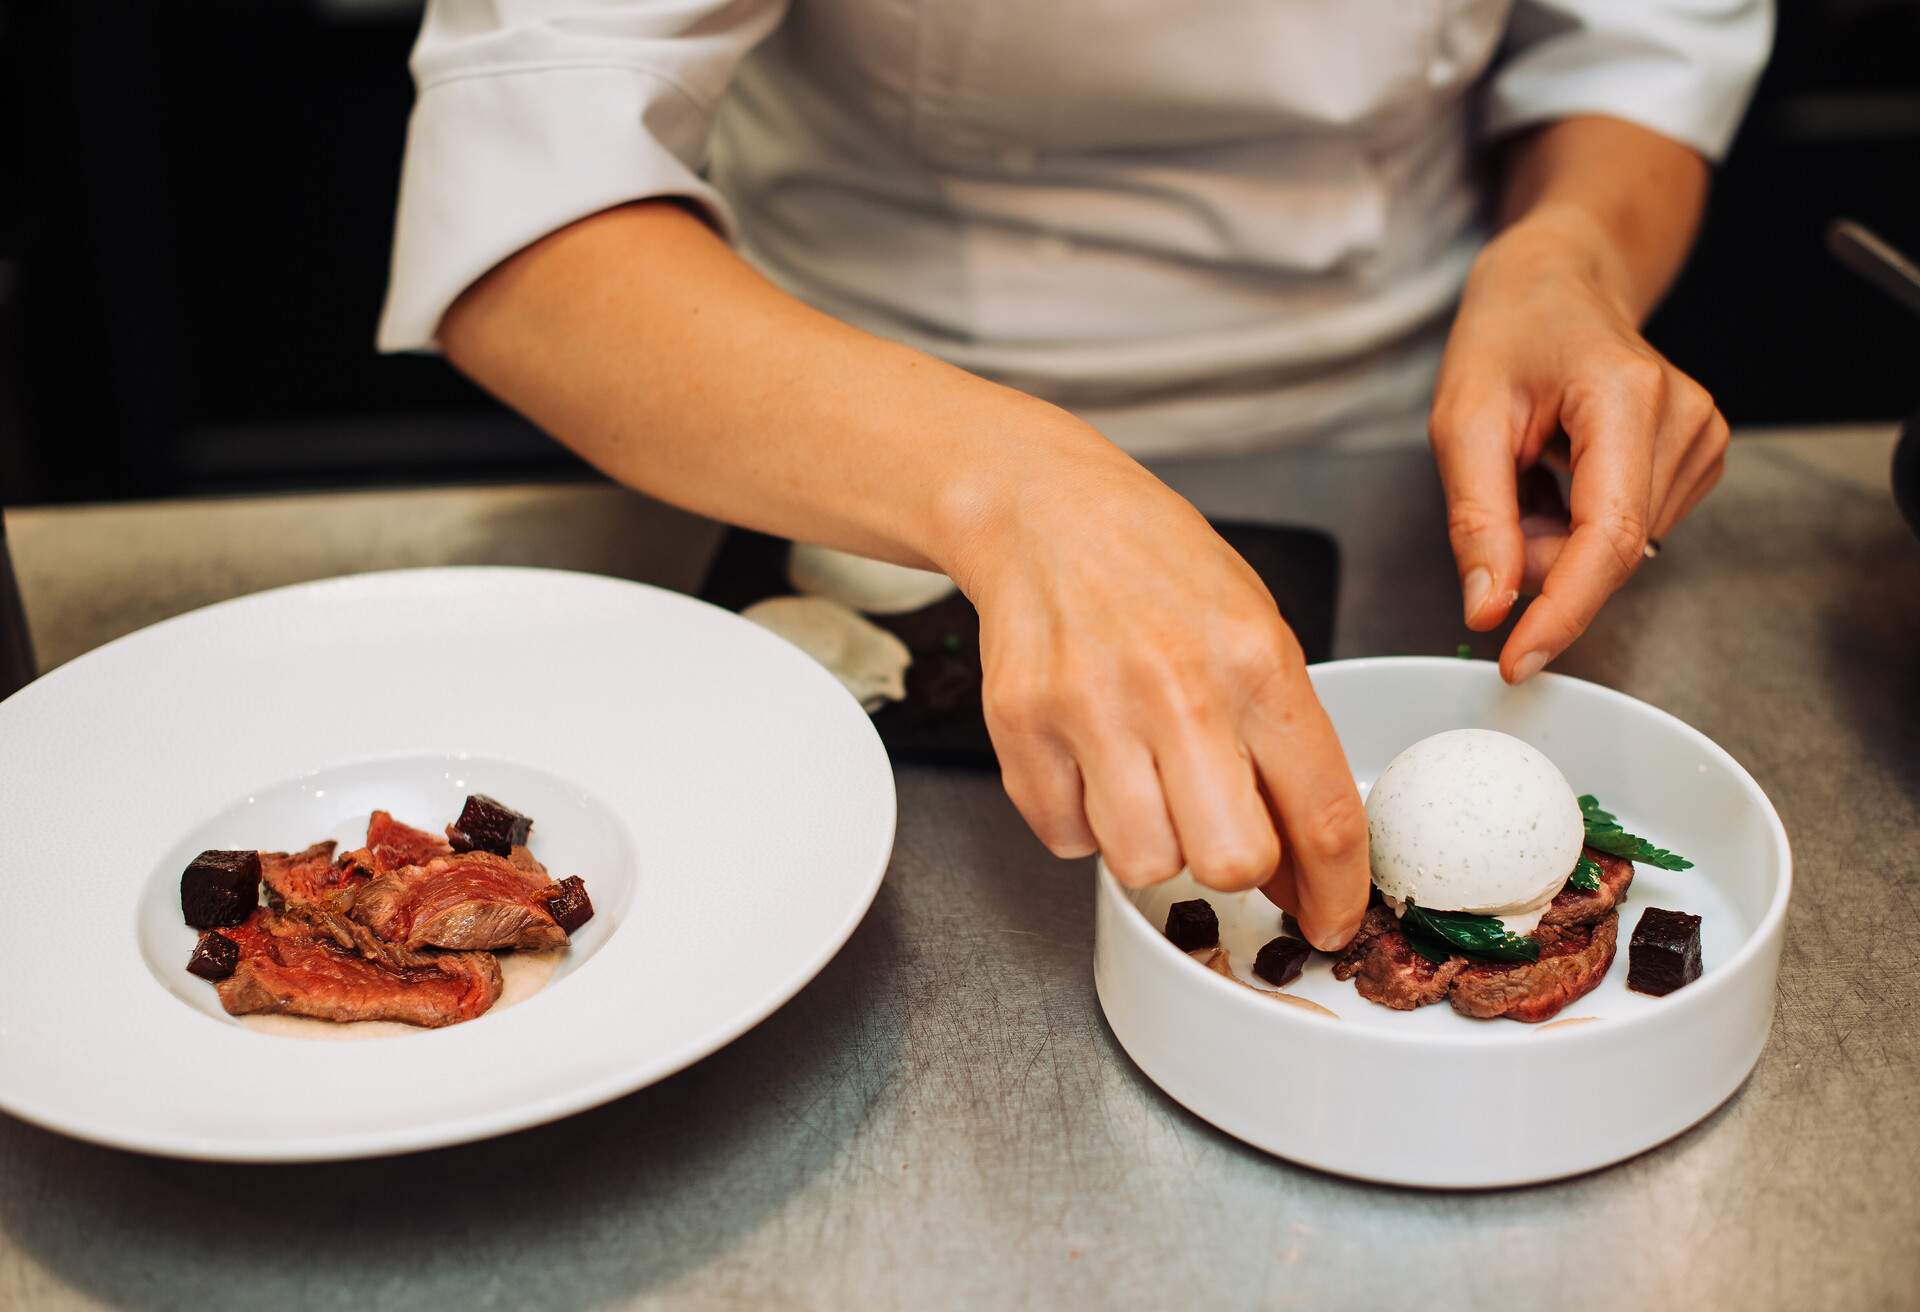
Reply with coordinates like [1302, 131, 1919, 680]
[0, 565, 897, 1162]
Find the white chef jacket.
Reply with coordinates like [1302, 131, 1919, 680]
[377, 0, 1770, 456]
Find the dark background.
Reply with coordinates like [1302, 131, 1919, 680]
[2, 0, 1917, 506]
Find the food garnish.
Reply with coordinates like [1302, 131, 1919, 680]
[1164, 899, 1219, 952]
[1579, 795, 1693, 870]
[1399, 902, 1541, 965]
[1252, 935, 1311, 986]
[1627, 907, 1704, 996]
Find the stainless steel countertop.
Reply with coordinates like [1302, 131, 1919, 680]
[4, 426, 1916, 1310]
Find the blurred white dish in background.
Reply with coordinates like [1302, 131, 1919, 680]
[743, 595, 911, 710]
[787, 542, 957, 615]
[1366, 728, 1586, 934]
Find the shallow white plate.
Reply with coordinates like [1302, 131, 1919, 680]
[0, 567, 895, 1161]
[1095, 657, 1790, 1189]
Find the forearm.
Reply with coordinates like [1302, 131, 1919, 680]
[438, 201, 1145, 584]
[1494, 115, 1710, 324]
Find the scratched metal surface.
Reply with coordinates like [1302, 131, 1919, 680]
[3, 428, 1916, 1310]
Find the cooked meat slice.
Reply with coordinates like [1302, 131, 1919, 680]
[215, 909, 503, 1028]
[259, 841, 352, 910]
[341, 810, 455, 876]
[505, 845, 548, 880]
[1539, 849, 1634, 928]
[351, 851, 568, 951]
[1332, 903, 1467, 1009]
[1449, 914, 1618, 1022]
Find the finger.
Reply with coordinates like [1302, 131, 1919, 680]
[1520, 517, 1568, 594]
[1653, 411, 1729, 539]
[994, 736, 1096, 859]
[1076, 735, 1182, 888]
[1257, 836, 1301, 916]
[1431, 399, 1527, 630]
[1661, 453, 1726, 539]
[1501, 383, 1656, 681]
[1153, 723, 1281, 893]
[1242, 669, 1370, 951]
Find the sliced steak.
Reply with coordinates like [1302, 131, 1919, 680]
[351, 851, 568, 951]
[1539, 849, 1634, 928]
[259, 841, 354, 910]
[341, 810, 455, 877]
[1449, 913, 1618, 1022]
[1331, 903, 1468, 1009]
[215, 909, 503, 1028]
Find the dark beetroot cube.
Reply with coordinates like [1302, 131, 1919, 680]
[447, 794, 533, 856]
[1628, 907, 1704, 996]
[545, 876, 595, 934]
[1164, 899, 1219, 951]
[186, 930, 241, 980]
[1253, 935, 1311, 986]
[180, 849, 262, 927]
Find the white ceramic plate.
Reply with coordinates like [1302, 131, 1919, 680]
[0, 567, 896, 1162]
[1095, 657, 1790, 1189]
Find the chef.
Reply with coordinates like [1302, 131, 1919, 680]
[378, 1, 1770, 951]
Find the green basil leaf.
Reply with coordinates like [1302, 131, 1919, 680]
[1401, 902, 1540, 963]
[1567, 855, 1603, 893]
[1578, 794, 1693, 871]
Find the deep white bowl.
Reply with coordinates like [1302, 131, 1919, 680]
[1093, 657, 1790, 1189]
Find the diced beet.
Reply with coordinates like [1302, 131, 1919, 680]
[1628, 907, 1703, 996]
[186, 930, 240, 980]
[544, 875, 595, 934]
[181, 849, 262, 927]
[447, 794, 533, 856]
[1253, 935, 1311, 987]
[1164, 899, 1218, 952]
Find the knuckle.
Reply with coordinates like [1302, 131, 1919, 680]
[1596, 507, 1651, 575]
[1614, 352, 1667, 398]
[1188, 836, 1280, 892]
[984, 678, 1056, 739]
[1446, 499, 1507, 545]
[1105, 846, 1183, 889]
[1297, 795, 1368, 868]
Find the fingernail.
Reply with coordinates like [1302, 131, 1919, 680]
[1462, 567, 1492, 623]
[1510, 650, 1549, 683]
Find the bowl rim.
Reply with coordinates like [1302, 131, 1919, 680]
[1099, 655, 1793, 1052]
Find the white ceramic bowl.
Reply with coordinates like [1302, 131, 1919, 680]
[1093, 657, 1790, 1189]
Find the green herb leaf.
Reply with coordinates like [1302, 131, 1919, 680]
[1567, 855, 1603, 893]
[1578, 794, 1693, 871]
[1455, 643, 1473, 660]
[1401, 902, 1540, 963]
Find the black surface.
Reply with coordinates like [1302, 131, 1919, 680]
[0, 518, 33, 702]
[699, 522, 1339, 767]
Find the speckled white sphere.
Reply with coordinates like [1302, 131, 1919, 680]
[1365, 728, 1584, 917]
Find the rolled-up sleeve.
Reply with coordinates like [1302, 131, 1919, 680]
[377, 0, 787, 353]
[1481, 0, 1773, 162]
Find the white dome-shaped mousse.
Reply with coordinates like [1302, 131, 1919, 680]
[1364, 729, 1584, 930]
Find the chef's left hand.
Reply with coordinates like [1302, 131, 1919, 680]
[1428, 208, 1729, 683]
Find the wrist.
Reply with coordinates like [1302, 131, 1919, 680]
[924, 404, 1159, 599]
[1486, 205, 1641, 323]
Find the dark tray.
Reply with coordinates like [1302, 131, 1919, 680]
[699, 521, 1339, 767]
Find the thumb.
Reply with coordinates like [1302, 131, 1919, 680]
[1431, 403, 1527, 629]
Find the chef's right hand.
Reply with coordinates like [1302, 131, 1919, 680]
[948, 456, 1370, 951]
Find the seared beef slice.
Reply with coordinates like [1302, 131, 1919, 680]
[351, 852, 569, 951]
[1332, 903, 1466, 1009]
[216, 909, 503, 1027]
[338, 810, 454, 877]
[1449, 914, 1618, 1021]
